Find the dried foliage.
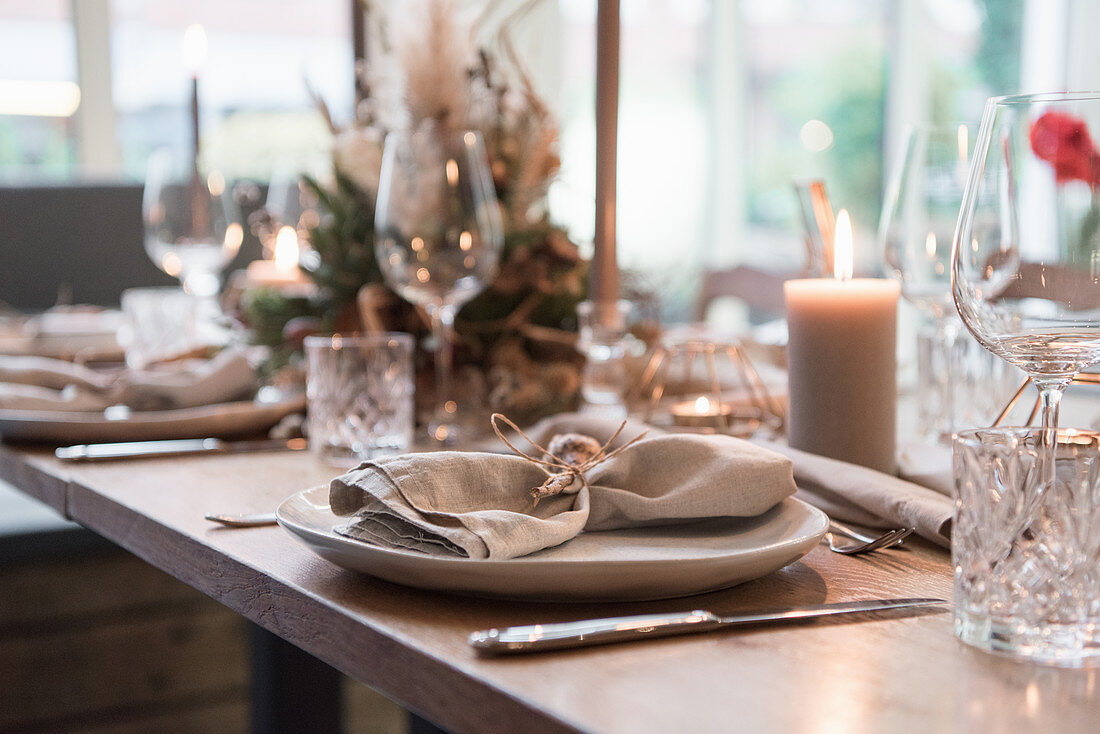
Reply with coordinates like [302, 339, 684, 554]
[248, 0, 587, 424]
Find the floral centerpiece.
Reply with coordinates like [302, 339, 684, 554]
[243, 0, 588, 425]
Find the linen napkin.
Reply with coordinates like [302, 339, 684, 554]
[0, 309, 123, 360]
[329, 428, 798, 560]
[531, 414, 955, 548]
[754, 439, 953, 548]
[0, 349, 257, 412]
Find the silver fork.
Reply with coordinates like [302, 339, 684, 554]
[826, 526, 914, 555]
[829, 520, 912, 548]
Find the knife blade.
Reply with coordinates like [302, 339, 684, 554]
[55, 437, 307, 461]
[469, 597, 947, 655]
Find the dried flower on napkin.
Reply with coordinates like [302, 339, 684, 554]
[490, 413, 648, 504]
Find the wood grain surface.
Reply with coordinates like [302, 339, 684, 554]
[2, 444, 1098, 733]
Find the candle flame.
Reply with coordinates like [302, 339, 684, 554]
[206, 169, 225, 196]
[445, 159, 459, 186]
[925, 231, 937, 259]
[694, 396, 711, 414]
[957, 124, 969, 166]
[274, 226, 299, 272]
[224, 222, 243, 256]
[833, 209, 853, 281]
[183, 24, 208, 74]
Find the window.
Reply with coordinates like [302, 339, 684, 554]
[0, 0, 1050, 323]
[0, 0, 78, 180]
[110, 0, 353, 180]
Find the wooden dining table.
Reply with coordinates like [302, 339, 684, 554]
[1, 440, 1098, 734]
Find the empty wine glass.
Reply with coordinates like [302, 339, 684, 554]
[143, 148, 242, 297]
[374, 127, 503, 444]
[883, 123, 973, 319]
[952, 92, 1100, 433]
[881, 123, 1016, 438]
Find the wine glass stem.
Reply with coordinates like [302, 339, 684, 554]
[1034, 378, 1070, 490]
[1036, 381, 1066, 433]
[430, 304, 457, 417]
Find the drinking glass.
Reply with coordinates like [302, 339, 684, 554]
[374, 128, 503, 444]
[952, 93, 1100, 433]
[143, 148, 242, 297]
[118, 287, 201, 369]
[881, 123, 1018, 438]
[305, 333, 415, 466]
[954, 427, 1100, 665]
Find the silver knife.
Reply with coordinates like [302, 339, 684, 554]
[55, 437, 307, 461]
[469, 597, 947, 655]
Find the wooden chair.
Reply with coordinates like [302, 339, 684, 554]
[997, 262, 1100, 311]
[694, 265, 799, 323]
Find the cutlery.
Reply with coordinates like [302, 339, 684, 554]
[55, 437, 307, 462]
[204, 511, 278, 527]
[469, 597, 946, 655]
[829, 520, 910, 547]
[826, 526, 914, 555]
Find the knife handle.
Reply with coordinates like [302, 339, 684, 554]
[55, 439, 222, 461]
[469, 611, 723, 655]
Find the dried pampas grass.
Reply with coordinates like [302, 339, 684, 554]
[397, 0, 475, 131]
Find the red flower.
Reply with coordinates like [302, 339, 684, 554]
[1030, 110, 1100, 186]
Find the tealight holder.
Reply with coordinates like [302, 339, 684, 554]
[638, 337, 785, 436]
[991, 373, 1100, 427]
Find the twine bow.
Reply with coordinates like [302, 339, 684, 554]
[491, 413, 649, 504]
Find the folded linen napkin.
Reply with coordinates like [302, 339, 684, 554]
[754, 439, 953, 548]
[329, 428, 798, 560]
[0, 349, 257, 412]
[528, 414, 954, 548]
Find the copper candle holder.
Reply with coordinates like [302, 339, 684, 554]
[992, 373, 1100, 427]
[638, 337, 784, 436]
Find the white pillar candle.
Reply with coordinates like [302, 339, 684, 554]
[784, 211, 900, 474]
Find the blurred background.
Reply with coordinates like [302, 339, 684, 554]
[1, 0, 1096, 319]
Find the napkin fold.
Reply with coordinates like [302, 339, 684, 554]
[0, 349, 257, 412]
[330, 429, 798, 560]
[532, 414, 954, 548]
[754, 439, 953, 547]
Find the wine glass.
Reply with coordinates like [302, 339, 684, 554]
[883, 123, 974, 319]
[143, 148, 242, 297]
[952, 92, 1100, 434]
[374, 128, 503, 444]
[881, 123, 1015, 438]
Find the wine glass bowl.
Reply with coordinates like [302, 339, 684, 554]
[143, 148, 241, 297]
[952, 92, 1100, 427]
[375, 128, 503, 443]
[882, 123, 974, 319]
[881, 123, 1020, 439]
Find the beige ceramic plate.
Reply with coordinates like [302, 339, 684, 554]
[0, 395, 305, 443]
[277, 486, 828, 602]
